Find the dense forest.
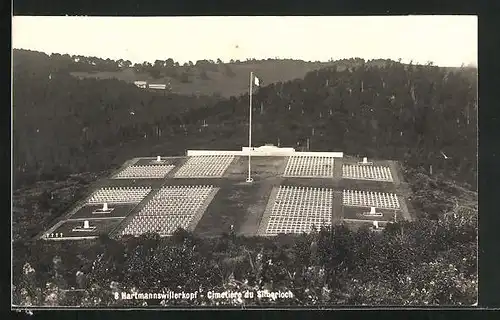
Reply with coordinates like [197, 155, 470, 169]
[13, 50, 477, 189]
[13, 50, 222, 187]
[239, 62, 477, 188]
[12, 50, 478, 307]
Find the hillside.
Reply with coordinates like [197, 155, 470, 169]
[13, 49, 477, 191]
[14, 49, 389, 97]
[12, 50, 478, 307]
[71, 60, 338, 98]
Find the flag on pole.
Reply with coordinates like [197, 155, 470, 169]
[254, 74, 260, 87]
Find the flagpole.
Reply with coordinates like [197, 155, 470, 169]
[247, 71, 253, 183]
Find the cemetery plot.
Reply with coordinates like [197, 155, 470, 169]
[342, 164, 393, 182]
[121, 215, 193, 236]
[87, 186, 152, 204]
[283, 156, 335, 177]
[264, 185, 333, 235]
[342, 205, 398, 222]
[342, 189, 400, 210]
[121, 185, 216, 236]
[113, 165, 175, 179]
[174, 155, 235, 178]
[68, 203, 136, 220]
[46, 218, 122, 239]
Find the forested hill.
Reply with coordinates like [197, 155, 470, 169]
[14, 49, 399, 97]
[181, 62, 478, 188]
[13, 49, 477, 190]
[12, 50, 478, 308]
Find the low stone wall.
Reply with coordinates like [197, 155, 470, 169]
[187, 149, 344, 157]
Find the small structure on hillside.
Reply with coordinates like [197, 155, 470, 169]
[148, 84, 167, 90]
[134, 81, 147, 89]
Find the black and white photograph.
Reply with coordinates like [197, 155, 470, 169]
[12, 16, 478, 308]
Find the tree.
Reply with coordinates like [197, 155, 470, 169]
[165, 58, 175, 68]
[15, 262, 42, 306]
[154, 60, 164, 68]
[133, 63, 143, 73]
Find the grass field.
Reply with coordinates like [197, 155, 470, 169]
[194, 156, 286, 237]
[238, 180, 276, 236]
[69, 60, 338, 98]
[194, 182, 255, 237]
[187, 188, 220, 232]
[224, 156, 288, 179]
[332, 191, 343, 223]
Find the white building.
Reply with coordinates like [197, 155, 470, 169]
[187, 144, 343, 157]
[134, 81, 148, 89]
[148, 84, 167, 90]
